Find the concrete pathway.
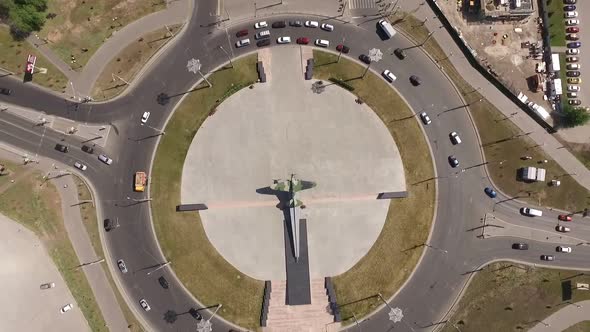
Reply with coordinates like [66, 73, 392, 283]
[0, 143, 129, 332]
[529, 300, 589, 332]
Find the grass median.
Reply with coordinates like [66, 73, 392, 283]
[391, 12, 590, 212]
[565, 321, 590, 332]
[0, 165, 107, 332]
[151, 54, 264, 330]
[547, 0, 566, 47]
[441, 262, 590, 332]
[312, 51, 435, 323]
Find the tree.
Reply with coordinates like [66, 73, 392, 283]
[561, 104, 590, 128]
[0, 0, 48, 39]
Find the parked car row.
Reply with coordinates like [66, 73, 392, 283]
[235, 19, 334, 49]
[563, 0, 582, 106]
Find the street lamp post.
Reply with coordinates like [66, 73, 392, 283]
[146, 261, 171, 276]
[352, 313, 361, 331]
[337, 37, 346, 63]
[187, 58, 212, 88]
[126, 196, 152, 202]
[196, 304, 223, 332]
[364, 48, 383, 79]
[424, 243, 448, 254]
[218, 45, 233, 68]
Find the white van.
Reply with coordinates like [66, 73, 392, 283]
[235, 38, 250, 48]
[315, 39, 329, 47]
[378, 19, 396, 39]
[521, 207, 543, 217]
[255, 30, 270, 40]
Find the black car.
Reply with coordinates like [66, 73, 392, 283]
[409, 75, 422, 86]
[512, 243, 528, 250]
[0, 87, 11, 95]
[81, 145, 94, 154]
[55, 144, 68, 153]
[336, 44, 350, 54]
[257, 39, 271, 47]
[289, 20, 303, 27]
[158, 276, 169, 289]
[189, 308, 203, 320]
[359, 54, 371, 64]
[104, 219, 114, 231]
[394, 48, 406, 60]
[567, 71, 581, 77]
[448, 155, 459, 168]
[272, 21, 286, 28]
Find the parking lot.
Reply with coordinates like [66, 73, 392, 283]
[574, 0, 589, 107]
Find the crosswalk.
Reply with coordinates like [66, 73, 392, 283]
[349, 0, 378, 9]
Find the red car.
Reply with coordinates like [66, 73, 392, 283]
[236, 29, 248, 37]
[296, 37, 309, 45]
[336, 44, 350, 53]
[558, 214, 572, 222]
[566, 27, 579, 33]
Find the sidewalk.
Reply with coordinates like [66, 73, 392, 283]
[395, 0, 590, 191]
[529, 300, 590, 332]
[0, 144, 129, 332]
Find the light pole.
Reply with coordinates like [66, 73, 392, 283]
[196, 304, 223, 332]
[437, 52, 453, 63]
[467, 98, 484, 107]
[126, 196, 152, 202]
[143, 124, 165, 135]
[352, 313, 361, 331]
[424, 243, 448, 254]
[187, 58, 212, 88]
[364, 48, 383, 78]
[218, 45, 233, 68]
[419, 31, 435, 47]
[146, 261, 171, 276]
[337, 37, 346, 63]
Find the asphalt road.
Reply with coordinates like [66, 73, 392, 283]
[1, 5, 590, 332]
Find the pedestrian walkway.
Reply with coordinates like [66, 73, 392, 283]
[529, 300, 589, 332]
[394, 0, 590, 191]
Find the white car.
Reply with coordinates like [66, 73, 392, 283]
[567, 85, 580, 92]
[277, 36, 291, 44]
[566, 48, 580, 55]
[139, 299, 151, 311]
[314, 39, 329, 47]
[556, 225, 571, 233]
[235, 38, 250, 48]
[74, 161, 87, 171]
[98, 154, 113, 165]
[305, 20, 319, 28]
[117, 259, 128, 273]
[382, 69, 397, 83]
[321, 23, 334, 32]
[449, 131, 462, 145]
[567, 63, 581, 70]
[141, 111, 150, 124]
[60, 304, 73, 314]
[564, 11, 578, 18]
[420, 112, 432, 125]
[254, 21, 268, 29]
[557, 246, 572, 253]
[566, 19, 580, 26]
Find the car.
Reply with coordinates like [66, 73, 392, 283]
[556, 246, 572, 253]
[305, 21, 319, 28]
[566, 19, 580, 26]
[484, 187, 497, 198]
[321, 23, 334, 32]
[521, 207, 543, 217]
[567, 41, 581, 48]
[566, 48, 580, 55]
[336, 44, 350, 53]
[394, 48, 406, 60]
[117, 259, 128, 273]
[0, 87, 11, 95]
[314, 39, 329, 47]
[567, 85, 580, 92]
[540, 255, 554, 261]
[359, 54, 371, 64]
[40, 282, 55, 289]
[512, 243, 529, 250]
[139, 299, 151, 311]
[55, 144, 68, 153]
[189, 308, 203, 320]
[564, 11, 578, 18]
[568, 99, 582, 106]
[235, 38, 250, 48]
[254, 21, 268, 29]
[255, 30, 270, 39]
[564, 5, 576, 11]
[74, 161, 87, 171]
[272, 21, 286, 28]
[567, 63, 580, 70]
[448, 155, 459, 168]
[558, 214, 573, 221]
[556, 225, 571, 232]
[419, 112, 431, 125]
[277, 36, 291, 44]
[256, 39, 271, 47]
[60, 304, 73, 313]
[566, 27, 579, 33]
[564, 0, 576, 4]
[289, 20, 303, 27]
[567, 92, 578, 99]
[141, 111, 150, 124]
[409, 75, 422, 86]
[382, 69, 396, 82]
[104, 218, 115, 231]
[566, 56, 579, 62]
[567, 71, 581, 77]
[567, 34, 579, 41]
[158, 276, 169, 289]
[98, 154, 113, 165]
[235, 29, 248, 37]
[81, 145, 94, 154]
[567, 77, 581, 84]
[296, 37, 309, 44]
[449, 131, 462, 145]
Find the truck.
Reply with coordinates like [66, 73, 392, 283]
[378, 19, 396, 39]
[134, 171, 147, 192]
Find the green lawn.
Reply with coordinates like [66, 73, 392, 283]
[441, 262, 590, 332]
[390, 12, 590, 212]
[313, 51, 435, 323]
[0, 26, 68, 93]
[151, 54, 264, 331]
[547, 0, 566, 47]
[0, 169, 107, 332]
[564, 321, 590, 332]
[38, 0, 166, 69]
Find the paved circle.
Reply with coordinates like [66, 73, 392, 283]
[182, 47, 406, 280]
